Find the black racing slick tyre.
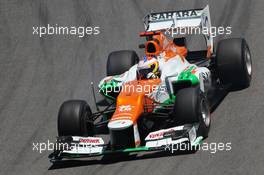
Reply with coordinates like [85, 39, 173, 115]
[216, 38, 252, 89]
[107, 50, 139, 76]
[57, 100, 93, 136]
[173, 86, 211, 138]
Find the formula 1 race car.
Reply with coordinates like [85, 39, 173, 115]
[49, 5, 252, 162]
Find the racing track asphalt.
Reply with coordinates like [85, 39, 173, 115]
[0, 0, 263, 175]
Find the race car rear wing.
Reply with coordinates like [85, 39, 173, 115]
[143, 5, 213, 53]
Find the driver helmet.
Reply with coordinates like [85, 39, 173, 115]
[137, 56, 160, 79]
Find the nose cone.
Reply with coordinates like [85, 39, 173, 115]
[108, 119, 133, 130]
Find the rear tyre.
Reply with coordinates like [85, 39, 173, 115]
[107, 50, 139, 76]
[216, 38, 252, 89]
[57, 100, 93, 136]
[173, 86, 211, 138]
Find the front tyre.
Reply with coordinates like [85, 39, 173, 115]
[57, 100, 93, 136]
[173, 86, 211, 138]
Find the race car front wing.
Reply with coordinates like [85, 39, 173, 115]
[49, 124, 203, 162]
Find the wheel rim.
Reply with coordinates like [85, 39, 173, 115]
[201, 99, 210, 127]
[245, 46, 252, 76]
